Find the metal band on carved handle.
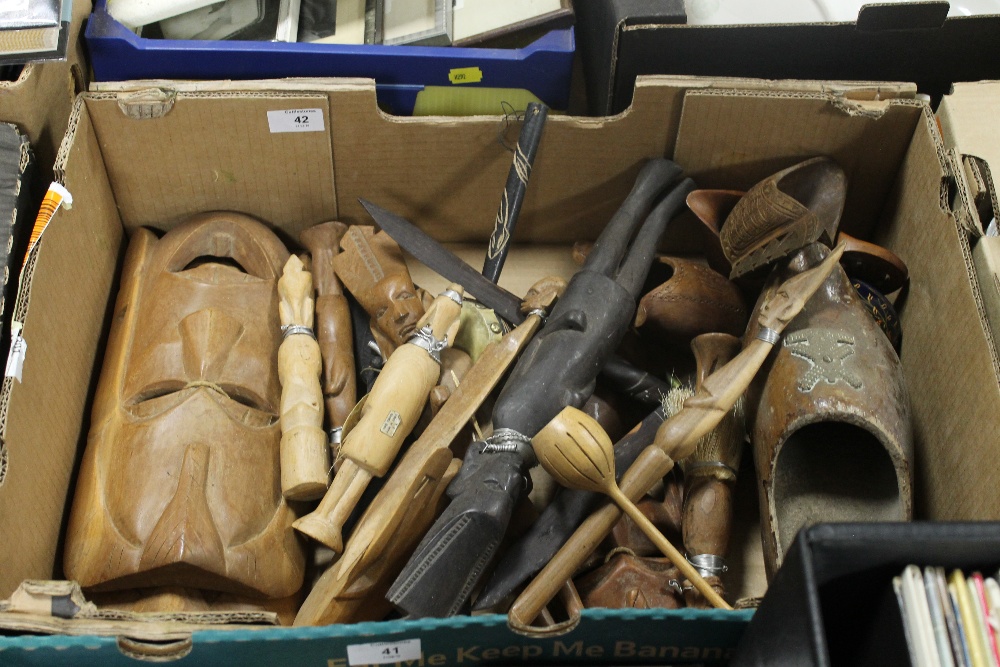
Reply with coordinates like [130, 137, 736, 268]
[756, 327, 780, 345]
[282, 324, 317, 341]
[687, 553, 729, 578]
[408, 324, 448, 364]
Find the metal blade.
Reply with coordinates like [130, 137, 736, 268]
[360, 199, 525, 325]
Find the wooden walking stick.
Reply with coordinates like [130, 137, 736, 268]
[293, 284, 464, 552]
[299, 221, 356, 440]
[279, 254, 330, 501]
[533, 406, 731, 610]
[508, 242, 846, 631]
[294, 278, 564, 626]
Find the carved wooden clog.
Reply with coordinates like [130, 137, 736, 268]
[746, 243, 913, 580]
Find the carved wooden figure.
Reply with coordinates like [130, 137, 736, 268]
[299, 221, 356, 439]
[679, 332, 746, 607]
[574, 555, 683, 610]
[508, 243, 846, 631]
[293, 285, 464, 552]
[64, 212, 305, 610]
[333, 226, 425, 359]
[278, 254, 330, 501]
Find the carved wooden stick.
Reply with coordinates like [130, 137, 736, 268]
[508, 243, 845, 629]
[299, 222, 356, 436]
[533, 407, 731, 609]
[293, 284, 464, 552]
[680, 332, 744, 607]
[278, 255, 329, 501]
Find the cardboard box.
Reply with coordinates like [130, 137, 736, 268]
[937, 82, 1000, 389]
[576, 1, 1000, 115]
[0, 74, 990, 664]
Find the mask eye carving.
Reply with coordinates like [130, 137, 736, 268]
[125, 381, 275, 425]
[180, 255, 250, 274]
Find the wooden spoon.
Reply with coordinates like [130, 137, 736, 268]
[532, 406, 732, 610]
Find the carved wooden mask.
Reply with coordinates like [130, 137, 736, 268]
[64, 212, 305, 599]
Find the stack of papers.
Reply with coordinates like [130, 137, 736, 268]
[895, 565, 1000, 667]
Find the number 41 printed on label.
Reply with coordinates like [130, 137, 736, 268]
[346, 639, 422, 666]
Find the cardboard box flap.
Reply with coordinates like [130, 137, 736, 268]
[937, 81, 1000, 235]
[83, 90, 337, 239]
[326, 78, 690, 245]
[330, 75, 922, 246]
[938, 82, 1000, 171]
[855, 1, 949, 31]
[0, 580, 279, 641]
[879, 109, 1000, 520]
[673, 89, 925, 240]
[0, 98, 124, 598]
[636, 74, 918, 102]
[937, 83, 1000, 446]
[84, 77, 689, 245]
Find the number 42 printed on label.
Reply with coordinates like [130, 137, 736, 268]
[267, 108, 326, 133]
[346, 639, 422, 666]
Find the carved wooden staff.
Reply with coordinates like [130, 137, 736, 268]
[507, 243, 845, 630]
[294, 279, 564, 625]
[299, 222, 356, 443]
[293, 285, 464, 552]
[483, 102, 548, 283]
[278, 254, 330, 501]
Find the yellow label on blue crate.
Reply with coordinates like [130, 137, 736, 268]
[448, 67, 483, 84]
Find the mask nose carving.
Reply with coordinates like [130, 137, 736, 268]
[139, 444, 225, 575]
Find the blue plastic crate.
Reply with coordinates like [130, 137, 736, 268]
[84, 0, 575, 114]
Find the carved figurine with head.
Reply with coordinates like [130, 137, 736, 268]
[333, 226, 425, 359]
[64, 212, 305, 610]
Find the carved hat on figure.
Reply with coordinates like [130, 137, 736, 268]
[333, 225, 425, 358]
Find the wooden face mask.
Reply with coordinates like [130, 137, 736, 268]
[64, 212, 305, 599]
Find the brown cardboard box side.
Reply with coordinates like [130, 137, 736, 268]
[0, 98, 123, 597]
[0, 77, 987, 619]
[933, 81, 1000, 520]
